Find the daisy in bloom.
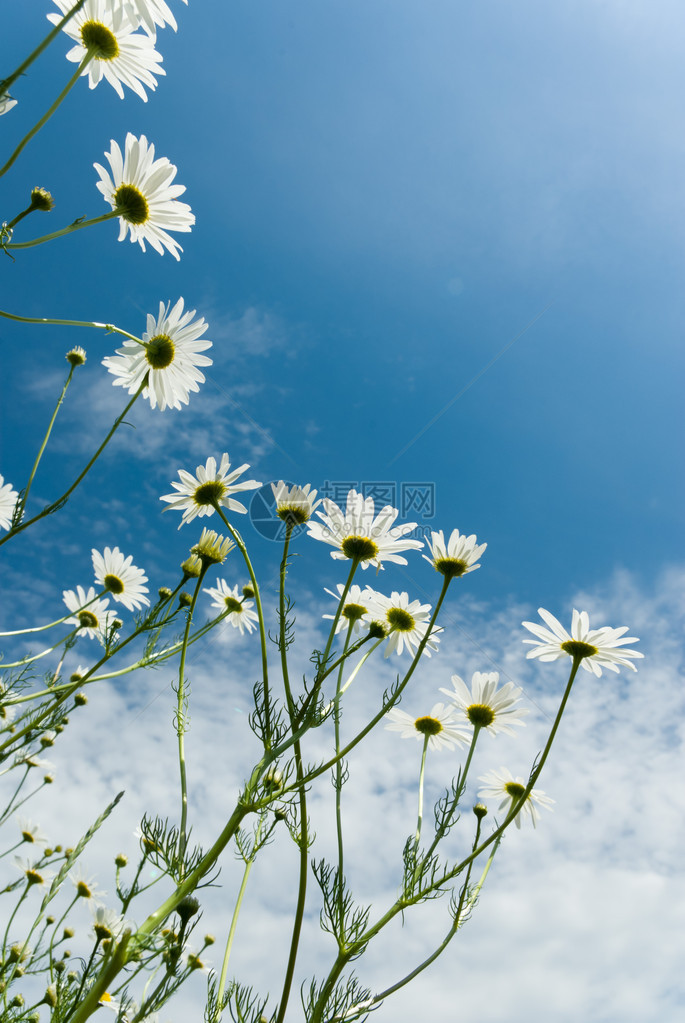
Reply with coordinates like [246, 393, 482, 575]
[0, 474, 19, 530]
[423, 528, 487, 579]
[478, 767, 554, 829]
[160, 453, 261, 527]
[102, 298, 212, 411]
[322, 583, 373, 635]
[16, 817, 49, 848]
[205, 580, 258, 634]
[125, 0, 186, 34]
[63, 585, 117, 641]
[440, 671, 528, 736]
[70, 864, 106, 903]
[14, 855, 55, 887]
[94, 133, 194, 259]
[272, 481, 321, 525]
[92, 904, 128, 942]
[307, 490, 423, 570]
[522, 608, 643, 677]
[92, 547, 150, 611]
[365, 589, 442, 658]
[385, 703, 471, 752]
[0, 91, 17, 115]
[47, 0, 164, 101]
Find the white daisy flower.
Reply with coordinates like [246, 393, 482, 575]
[16, 817, 49, 847]
[102, 298, 212, 411]
[0, 91, 17, 115]
[384, 703, 471, 752]
[423, 528, 487, 578]
[47, 0, 164, 101]
[62, 585, 117, 641]
[70, 864, 106, 903]
[522, 608, 643, 677]
[440, 671, 528, 736]
[125, 0, 187, 35]
[160, 453, 261, 527]
[91, 904, 128, 942]
[322, 583, 373, 635]
[92, 547, 150, 611]
[14, 855, 55, 887]
[13, 753, 55, 772]
[94, 133, 194, 259]
[98, 992, 122, 1013]
[364, 589, 441, 658]
[205, 580, 258, 635]
[0, 474, 19, 530]
[307, 490, 423, 570]
[271, 481, 321, 525]
[478, 767, 554, 829]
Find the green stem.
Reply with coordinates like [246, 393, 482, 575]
[0, 52, 94, 179]
[212, 505, 271, 746]
[18, 363, 76, 521]
[319, 560, 359, 675]
[214, 815, 266, 1020]
[333, 622, 354, 941]
[275, 524, 309, 1023]
[0, 0, 89, 95]
[414, 735, 430, 848]
[0, 381, 144, 546]
[176, 569, 208, 870]
[4, 210, 120, 250]
[422, 725, 481, 866]
[0, 307, 144, 345]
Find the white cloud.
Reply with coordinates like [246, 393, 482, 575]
[2, 564, 683, 1021]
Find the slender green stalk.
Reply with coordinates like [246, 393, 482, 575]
[212, 505, 271, 745]
[414, 735, 430, 847]
[275, 523, 310, 1023]
[298, 576, 452, 787]
[0, 53, 94, 178]
[0, 381, 144, 546]
[333, 622, 354, 939]
[4, 209, 120, 250]
[0, 627, 79, 669]
[18, 362, 77, 521]
[351, 830, 501, 1019]
[0, 307, 144, 346]
[175, 569, 208, 869]
[213, 815, 267, 1020]
[0, 0, 88, 94]
[422, 725, 481, 866]
[319, 560, 359, 674]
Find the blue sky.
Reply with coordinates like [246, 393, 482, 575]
[1, 1, 684, 1021]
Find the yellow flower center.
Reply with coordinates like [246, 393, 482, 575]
[340, 535, 379, 561]
[434, 557, 469, 578]
[561, 640, 599, 659]
[342, 602, 367, 621]
[387, 607, 415, 632]
[81, 20, 120, 60]
[78, 610, 98, 629]
[224, 597, 243, 614]
[193, 481, 227, 506]
[414, 715, 443, 737]
[504, 781, 526, 799]
[146, 333, 176, 369]
[467, 703, 495, 727]
[104, 573, 124, 594]
[113, 184, 149, 225]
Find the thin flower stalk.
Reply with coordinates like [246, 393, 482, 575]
[0, 0, 88, 95]
[213, 814, 268, 1023]
[16, 360, 79, 523]
[4, 210, 120, 251]
[0, 307, 145, 347]
[212, 503, 271, 746]
[275, 521, 310, 1023]
[0, 53, 94, 178]
[0, 380, 145, 546]
[174, 570, 206, 870]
